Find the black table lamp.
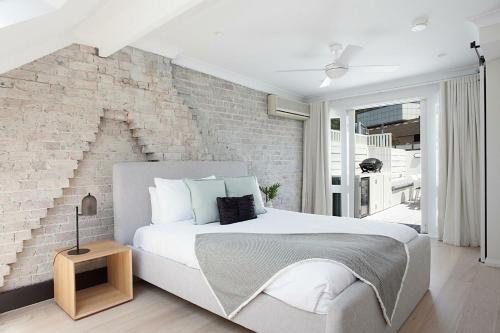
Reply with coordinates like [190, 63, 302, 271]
[68, 193, 97, 255]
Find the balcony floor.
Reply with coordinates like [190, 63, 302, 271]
[363, 202, 421, 226]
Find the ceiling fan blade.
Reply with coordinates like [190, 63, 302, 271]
[276, 69, 325, 72]
[320, 77, 331, 88]
[347, 65, 400, 73]
[337, 45, 363, 64]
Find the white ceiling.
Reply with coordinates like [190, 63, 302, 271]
[0, 0, 499, 101]
[0, 0, 103, 75]
[0, 0, 205, 75]
[0, 0, 67, 28]
[135, 0, 500, 99]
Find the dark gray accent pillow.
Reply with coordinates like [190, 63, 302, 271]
[217, 195, 257, 225]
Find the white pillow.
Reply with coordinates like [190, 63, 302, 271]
[148, 187, 161, 224]
[154, 175, 216, 223]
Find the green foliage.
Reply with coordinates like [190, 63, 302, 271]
[259, 183, 281, 202]
[331, 118, 340, 130]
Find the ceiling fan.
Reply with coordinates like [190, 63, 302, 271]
[276, 43, 399, 88]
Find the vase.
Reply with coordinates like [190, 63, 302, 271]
[265, 200, 273, 208]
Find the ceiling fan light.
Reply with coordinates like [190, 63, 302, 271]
[325, 66, 348, 79]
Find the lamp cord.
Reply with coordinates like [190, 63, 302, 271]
[52, 245, 76, 266]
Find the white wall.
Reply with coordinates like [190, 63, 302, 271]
[329, 84, 439, 236]
[368, 146, 392, 175]
[406, 151, 422, 178]
[330, 142, 370, 176]
[391, 149, 410, 179]
[485, 57, 500, 266]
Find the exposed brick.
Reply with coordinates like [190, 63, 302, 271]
[0, 78, 15, 89]
[0, 44, 302, 291]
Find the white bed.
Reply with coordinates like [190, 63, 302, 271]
[113, 161, 430, 333]
[133, 208, 417, 315]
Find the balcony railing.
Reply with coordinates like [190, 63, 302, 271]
[331, 130, 392, 148]
[366, 133, 392, 147]
[331, 130, 341, 143]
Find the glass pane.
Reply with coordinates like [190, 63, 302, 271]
[332, 193, 342, 217]
[330, 117, 341, 185]
[331, 176, 341, 185]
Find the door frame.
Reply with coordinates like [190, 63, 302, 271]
[328, 84, 440, 236]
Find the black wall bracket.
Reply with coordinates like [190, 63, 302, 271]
[470, 41, 486, 66]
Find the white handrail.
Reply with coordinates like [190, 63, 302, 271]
[366, 133, 392, 147]
[331, 130, 341, 143]
[331, 130, 392, 148]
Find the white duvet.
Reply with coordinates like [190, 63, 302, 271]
[133, 208, 417, 314]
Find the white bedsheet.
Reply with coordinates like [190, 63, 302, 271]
[133, 208, 418, 314]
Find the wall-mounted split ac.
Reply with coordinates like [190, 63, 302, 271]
[267, 95, 310, 120]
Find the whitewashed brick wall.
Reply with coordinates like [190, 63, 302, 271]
[173, 66, 303, 210]
[0, 44, 303, 291]
[4, 114, 146, 289]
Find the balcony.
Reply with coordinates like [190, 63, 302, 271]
[330, 130, 392, 147]
[330, 130, 421, 228]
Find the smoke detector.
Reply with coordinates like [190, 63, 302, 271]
[411, 17, 428, 32]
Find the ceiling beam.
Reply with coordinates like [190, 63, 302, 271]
[74, 0, 206, 58]
[0, 0, 103, 75]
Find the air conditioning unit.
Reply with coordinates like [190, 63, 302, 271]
[267, 95, 310, 120]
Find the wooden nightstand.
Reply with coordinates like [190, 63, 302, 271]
[52, 240, 133, 320]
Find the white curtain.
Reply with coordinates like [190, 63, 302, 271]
[302, 101, 332, 215]
[438, 74, 480, 246]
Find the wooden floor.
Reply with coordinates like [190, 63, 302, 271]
[1, 240, 500, 333]
[364, 203, 421, 226]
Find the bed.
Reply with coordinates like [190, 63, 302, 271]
[113, 161, 430, 333]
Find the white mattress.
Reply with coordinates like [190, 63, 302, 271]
[133, 208, 418, 314]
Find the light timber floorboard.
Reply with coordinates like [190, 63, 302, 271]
[1, 240, 499, 333]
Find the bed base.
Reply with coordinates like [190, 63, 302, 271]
[131, 235, 430, 333]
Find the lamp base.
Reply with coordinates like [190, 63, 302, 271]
[67, 248, 90, 255]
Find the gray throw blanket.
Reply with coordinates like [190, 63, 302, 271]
[195, 233, 409, 326]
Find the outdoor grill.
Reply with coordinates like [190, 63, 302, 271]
[359, 158, 383, 173]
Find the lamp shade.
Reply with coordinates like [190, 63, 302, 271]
[81, 193, 97, 216]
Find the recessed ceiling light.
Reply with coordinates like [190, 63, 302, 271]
[411, 17, 428, 32]
[213, 31, 224, 37]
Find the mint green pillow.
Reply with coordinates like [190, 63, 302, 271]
[224, 176, 266, 215]
[184, 179, 226, 224]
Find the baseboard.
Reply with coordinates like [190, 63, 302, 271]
[0, 267, 107, 314]
[484, 257, 500, 268]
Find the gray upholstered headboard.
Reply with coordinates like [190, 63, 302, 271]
[113, 161, 248, 245]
